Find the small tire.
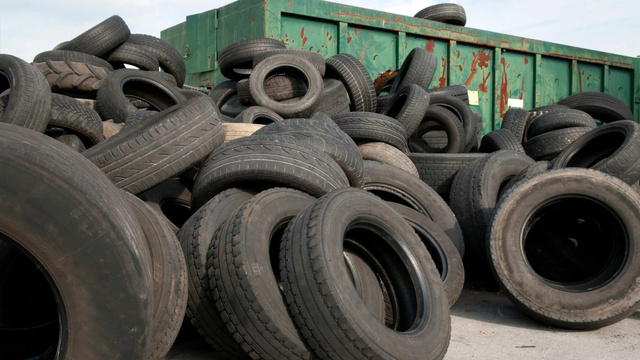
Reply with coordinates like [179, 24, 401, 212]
[325, 53, 377, 112]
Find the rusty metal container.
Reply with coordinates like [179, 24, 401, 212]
[161, 0, 640, 133]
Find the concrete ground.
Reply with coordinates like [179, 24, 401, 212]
[167, 286, 640, 359]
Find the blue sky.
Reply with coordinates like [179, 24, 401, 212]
[1, 0, 638, 62]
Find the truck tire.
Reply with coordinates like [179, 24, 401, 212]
[33, 50, 114, 70]
[32, 60, 109, 95]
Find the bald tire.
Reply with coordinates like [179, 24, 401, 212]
[358, 142, 419, 177]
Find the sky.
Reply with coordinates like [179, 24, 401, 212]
[1, 0, 638, 62]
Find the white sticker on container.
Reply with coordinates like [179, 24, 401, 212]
[467, 90, 479, 106]
[508, 98, 524, 109]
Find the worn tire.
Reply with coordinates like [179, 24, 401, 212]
[55, 15, 130, 57]
[390, 48, 437, 93]
[524, 126, 591, 160]
[218, 38, 286, 80]
[479, 128, 525, 153]
[136, 178, 192, 233]
[381, 84, 430, 136]
[49, 93, 104, 147]
[409, 105, 465, 153]
[325, 53, 377, 112]
[358, 142, 419, 177]
[233, 106, 283, 124]
[427, 85, 469, 104]
[127, 34, 187, 87]
[104, 42, 160, 71]
[558, 92, 634, 123]
[527, 109, 597, 138]
[500, 108, 529, 142]
[333, 112, 409, 153]
[429, 93, 475, 152]
[253, 49, 326, 76]
[414, 3, 467, 26]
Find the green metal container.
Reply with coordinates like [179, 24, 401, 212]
[161, 0, 640, 133]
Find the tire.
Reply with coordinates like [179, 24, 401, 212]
[375, 94, 393, 113]
[325, 53, 377, 112]
[381, 84, 430, 136]
[127, 34, 187, 87]
[222, 122, 264, 142]
[0, 54, 52, 132]
[233, 106, 283, 124]
[248, 54, 323, 117]
[390, 48, 437, 93]
[136, 178, 192, 233]
[527, 104, 570, 123]
[177, 188, 256, 357]
[95, 68, 187, 123]
[448, 150, 534, 283]
[209, 188, 316, 359]
[33, 50, 114, 70]
[358, 142, 419, 177]
[363, 160, 464, 258]
[125, 110, 159, 127]
[489, 168, 640, 329]
[220, 94, 250, 118]
[123, 192, 188, 360]
[32, 60, 109, 95]
[552, 120, 640, 185]
[253, 49, 326, 76]
[524, 126, 591, 160]
[333, 112, 409, 153]
[429, 93, 475, 152]
[386, 203, 465, 307]
[104, 42, 160, 71]
[427, 85, 469, 104]
[49, 93, 104, 147]
[500, 108, 529, 142]
[414, 3, 467, 26]
[500, 160, 553, 196]
[0, 122, 151, 359]
[47, 131, 86, 152]
[253, 117, 365, 187]
[237, 75, 309, 104]
[84, 96, 225, 194]
[558, 92, 634, 123]
[527, 109, 597, 138]
[479, 128, 525, 153]
[218, 38, 286, 80]
[409, 105, 465, 153]
[191, 139, 350, 211]
[208, 80, 237, 109]
[280, 188, 451, 360]
[303, 78, 350, 117]
[55, 15, 130, 57]
[408, 152, 488, 203]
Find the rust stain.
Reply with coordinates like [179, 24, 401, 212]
[524, 56, 529, 65]
[458, 65, 463, 71]
[476, 50, 490, 69]
[439, 57, 447, 87]
[360, 44, 366, 65]
[326, 31, 329, 36]
[479, 71, 491, 93]
[464, 50, 491, 87]
[457, 50, 461, 59]
[288, 0, 293, 9]
[425, 40, 435, 53]
[329, 36, 332, 41]
[347, 36, 352, 43]
[301, 27, 308, 47]
[499, 57, 509, 116]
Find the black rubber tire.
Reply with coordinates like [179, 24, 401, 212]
[95, 68, 187, 123]
[375, 94, 393, 113]
[104, 42, 160, 71]
[363, 160, 464, 258]
[414, 3, 467, 26]
[32, 60, 109, 95]
[136, 177, 192, 233]
[448, 150, 534, 284]
[429, 93, 475, 152]
[333, 112, 409, 153]
[303, 78, 351, 117]
[409, 105, 466, 153]
[177, 188, 255, 357]
[381, 84, 430, 136]
[558, 92, 634, 122]
[49, 93, 104, 147]
[191, 139, 349, 211]
[527, 104, 570, 123]
[208, 81, 238, 109]
[233, 106, 283, 124]
[0, 122, 151, 359]
[253, 49, 326, 76]
[527, 109, 597, 138]
[253, 117, 365, 187]
[248, 54, 323, 118]
[500, 160, 553, 196]
[390, 48, 438, 93]
[220, 94, 250, 118]
[552, 120, 640, 185]
[33, 50, 114, 70]
[209, 188, 316, 359]
[218, 38, 286, 80]
[238, 74, 308, 104]
[280, 188, 451, 359]
[408, 152, 488, 203]
[47, 131, 86, 152]
[500, 108, 529, 142]
[0, 54, 52, 132]
[342, 249, 386, 324]
[55, 15, 130, 57]
[489, 168, 640, 329]
[479, 128, 525, 153]
[127, 34, 187, 87]
[358, 142, 419, 177]
[386, 203, 465, 307]
[524, 126, 592, 160]
[123, 192, 188, 360]
[125, 110, 159, 127]
[325, 53, 377, 112]
[84, 96, 225, 194]
[427, 85, 469, 104]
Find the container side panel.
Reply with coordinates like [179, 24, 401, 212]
[608, 67, 634, 113]
[500, 51, 535, 115]
[404, 35, 449, 89]
[185, 11, 217, 74]
[279, 14, 338, 59]
[160, 22, 187, 61]
[576, 62, 604, 93]
[538, 56, 571, 106]
[339, 25, 397, 79]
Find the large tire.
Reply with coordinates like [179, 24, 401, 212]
[218, 38, 286, 80]
[49, 93, 104, 147]
[489, 168, 640, 329]
[127, 34, 187, 87]
[448, 151, 534, 284]
[414, 4, 467, 26]
[96, 68, 187, 123]
[177, 188, 256, 357]
[363, 160, 464, 257]
[84, 96, 225, 194]
[191, 139, 350, 210]
[390, 48, 437, 93]
[0, 54, 52, 132]
[333, 112, 409, 153]
[209, 188, 316, 359]
[358, 142, 419, 177]
[280, 188, 451, 360]
[552, 120, 640, 185]
[0, 122, 152, 359]
[55, 15, 130, 57]
[325, 53, 377, 112]
[381, 83, 430, 136]
[558, 92, 634, 123]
